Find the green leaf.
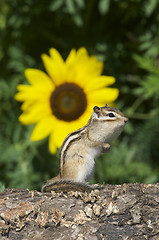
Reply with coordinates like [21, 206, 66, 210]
[144, 0, 159, 16]
[49, 0, 64, 11]
[98, 0, 110, 15]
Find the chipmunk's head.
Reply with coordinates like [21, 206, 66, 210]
[90, 104, 128, 142]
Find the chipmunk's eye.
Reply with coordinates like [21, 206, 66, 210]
[108, 113, 115, 118]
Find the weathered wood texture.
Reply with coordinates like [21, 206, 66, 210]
[0, 183, 159, 240]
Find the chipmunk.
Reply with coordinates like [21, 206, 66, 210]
[42, 104, 128, 192]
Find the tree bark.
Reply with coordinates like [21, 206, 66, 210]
[0, 183, 159, 240]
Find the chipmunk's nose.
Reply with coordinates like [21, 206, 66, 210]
[124, 117, 128, 123]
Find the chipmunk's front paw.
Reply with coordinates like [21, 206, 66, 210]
[102, 143, 111, 153]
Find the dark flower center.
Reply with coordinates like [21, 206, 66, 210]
[50, 83, 87, 121]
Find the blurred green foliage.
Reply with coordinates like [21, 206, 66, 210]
[0, 0, 159, 191]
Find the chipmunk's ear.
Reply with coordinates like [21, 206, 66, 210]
[93, 106, 101, 117]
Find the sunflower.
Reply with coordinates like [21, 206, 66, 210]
[15, 47, 119, 153]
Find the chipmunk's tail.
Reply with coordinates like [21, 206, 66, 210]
[41, 179, 95, 193]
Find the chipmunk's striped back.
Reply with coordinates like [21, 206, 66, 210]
[59, 121, 90, 174]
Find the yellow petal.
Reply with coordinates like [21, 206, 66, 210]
[18, 101, 52, 124]
[76, 47, 88, 59]
[15, 84, 53, 102]
[88, 88, 119, 103]
[19, 112, 40, 124]
[49, 48, 65, 66]
[76, 48, 103, 76]
[24, 68, 54, 88]
[86, 56, 104, 77]
[31, 116, 55, 141]
[65, 48, 76, 66]
[21, 100, 36, 111]
[49, 132, 57, 154]
[52, 120, 69, 148]
[41, 53, 65, 86]
[65, 47, 103, 84]
[85, 76, 116, 92]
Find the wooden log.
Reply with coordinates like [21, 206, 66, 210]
[0, 183, 159, 240]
